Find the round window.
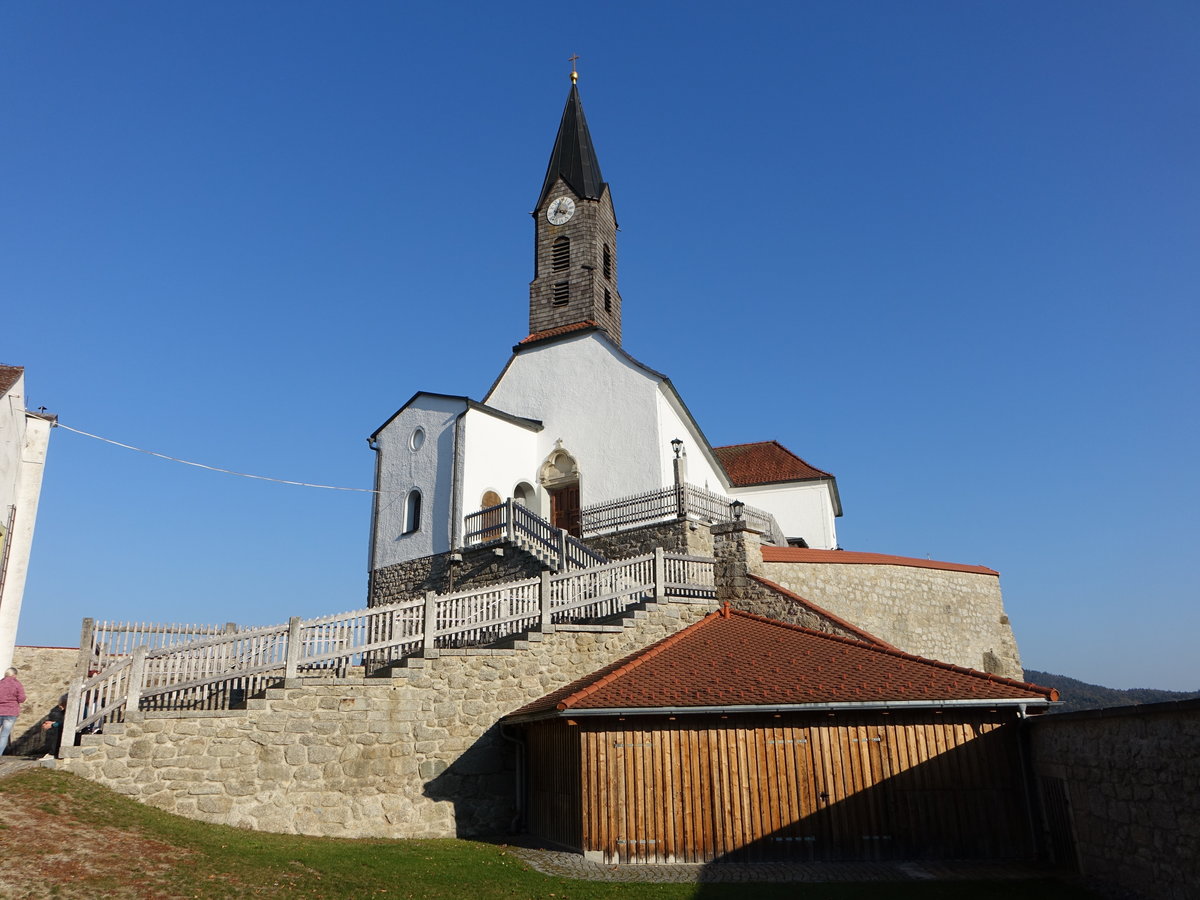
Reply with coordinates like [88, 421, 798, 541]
[409, 427, 425, 451]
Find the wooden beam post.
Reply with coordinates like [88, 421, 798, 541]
[539, 570, 554, 634]
[654, 546, 666, 601]
[284, 616, 303, 680]
[423, 591, 439, 657]
[125, 645, 147, 715]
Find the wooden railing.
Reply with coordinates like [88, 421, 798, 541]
[62, 551, 716, 753]
[463, 499, 606, 571]
[580, 482, 788, 546]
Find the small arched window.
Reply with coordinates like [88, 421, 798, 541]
[552, 236, 570, 271]
[403, 489, 422, 534]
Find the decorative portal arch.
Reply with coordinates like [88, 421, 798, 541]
[539, 444, 581, 537]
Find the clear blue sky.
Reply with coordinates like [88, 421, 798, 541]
[3, 2, 1196, 690]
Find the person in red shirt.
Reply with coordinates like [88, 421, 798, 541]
[0, 667, 27, 755]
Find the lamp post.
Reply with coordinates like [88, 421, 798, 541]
[671, 438, 683, 458]
[731, 499, 745, 521]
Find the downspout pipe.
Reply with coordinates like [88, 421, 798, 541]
[451, 409, 468, 552]
[367, 437, 381, 603]
[499, 723, 526, 834]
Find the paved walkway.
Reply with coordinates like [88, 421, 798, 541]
[0, 756, 52, 779]
[509, 846, 1065, 884]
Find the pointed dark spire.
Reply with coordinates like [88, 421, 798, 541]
[536, 84, 605, 210]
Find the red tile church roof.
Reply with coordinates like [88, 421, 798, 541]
[519, 320, 599, 346]
[0, 365, 22, 396]
[507, 608, 1056, 720]
[714, 441, 833, 486]
[761, 546, 999, 576]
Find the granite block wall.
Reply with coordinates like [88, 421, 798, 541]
[1029, 700, 1200, 900]
[6, 645, 76, 755]
[59, 599, 714, 838]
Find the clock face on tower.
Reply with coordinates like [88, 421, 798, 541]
[546, 196, 576, 225]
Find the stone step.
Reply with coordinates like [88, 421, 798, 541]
[554, 623, 626, 633]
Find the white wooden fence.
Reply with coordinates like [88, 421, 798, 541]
[63, 551, 716, 753]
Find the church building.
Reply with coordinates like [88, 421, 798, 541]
[368, 75, 841, 598]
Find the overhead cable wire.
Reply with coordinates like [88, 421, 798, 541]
[50, 420, 383, 493]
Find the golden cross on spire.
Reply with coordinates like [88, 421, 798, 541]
[569, 54, 580, 84]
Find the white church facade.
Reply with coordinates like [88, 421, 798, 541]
[368, 79, 841, 594]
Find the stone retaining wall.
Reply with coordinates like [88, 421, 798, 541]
[1028, 699, 1200, 900]
[59, 598, 715, 838]
[584, 519, 712, 559]
[6, 645, 76, 755]
[759, 558, 1021, 679]
[370, 544, 543, 606]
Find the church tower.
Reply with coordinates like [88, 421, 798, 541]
[528, 72, 622, 345]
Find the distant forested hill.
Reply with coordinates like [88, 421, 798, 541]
[1023, 669, 1200, 713]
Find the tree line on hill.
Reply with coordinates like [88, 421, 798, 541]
[1023, 668, 1200, 714]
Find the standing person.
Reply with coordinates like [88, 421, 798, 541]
[0, 667, 27, 755]
[41, 695, 66, 759]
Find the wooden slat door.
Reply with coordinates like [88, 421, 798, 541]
[549, 484, 581, 537]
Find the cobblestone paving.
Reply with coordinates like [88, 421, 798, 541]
[510, 847, 1062, 883]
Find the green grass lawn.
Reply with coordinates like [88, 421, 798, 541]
[0, 768, 1098, 900]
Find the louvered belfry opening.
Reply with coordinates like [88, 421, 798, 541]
[552, 236, 570, 271]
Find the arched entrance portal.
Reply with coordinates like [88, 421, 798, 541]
[539, 446, 581, 537]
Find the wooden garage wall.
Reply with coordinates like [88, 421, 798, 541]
[572, 711, 1032, 864]
[524, 720, 582, 851]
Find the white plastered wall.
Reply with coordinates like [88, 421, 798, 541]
[729, 481, 839, 550]
[372, 395, 464, 566]
[654, 389, 727, 491]
[460, 409, 542, 520]
[0, 373, 52, 671]
[486, 335, 673, 505]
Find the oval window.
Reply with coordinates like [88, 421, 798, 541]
[409, 427, 425, 451]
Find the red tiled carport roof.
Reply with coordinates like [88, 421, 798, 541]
[713, 441, 833, 486]
[506, 608, 1056, 721]
[761, 546, 999, 576]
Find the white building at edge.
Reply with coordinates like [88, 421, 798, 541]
[367, 79, 841, 579]
[0, 365, 54, 671]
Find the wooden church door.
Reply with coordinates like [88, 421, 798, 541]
[550, 484, 581, 537]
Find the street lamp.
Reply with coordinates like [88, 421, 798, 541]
[671, 438, 683, 458]
[731, 499, 745, 521]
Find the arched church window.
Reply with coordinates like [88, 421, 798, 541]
[480, 490, 503, 541]
[403, 489, 422, 534]
[603, 243, 612, 280]
[552, 236, 570, 271]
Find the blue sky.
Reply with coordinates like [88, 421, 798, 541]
[3, 2, 1197, 689]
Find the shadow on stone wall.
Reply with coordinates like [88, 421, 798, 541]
[422, 723, 519, 839]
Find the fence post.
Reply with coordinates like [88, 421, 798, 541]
[505, 498, 515, 545]
[61, 618, 98, 754]
[125, 645, 147, 715]
[423, 591, 439, 657]
[654, 547, 666, 601]
[284, 617, 303, 681]
[539, 570, 553, 634]
[558, 530, 567, 571]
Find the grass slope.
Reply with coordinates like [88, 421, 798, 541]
[0, 768, 1098, 900]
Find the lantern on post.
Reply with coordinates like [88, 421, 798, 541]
[731, 499, 745, 521]
[671, 438, 683, 458]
